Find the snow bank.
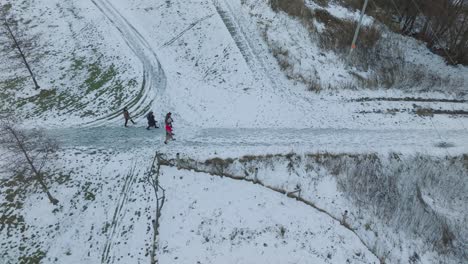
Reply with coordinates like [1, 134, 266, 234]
[158, 166, 378, 263]
[162, 152, 468, 263]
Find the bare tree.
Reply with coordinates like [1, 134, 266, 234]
[372, 0, 468, 65]
[0, 3, 40, 89]
[0, 118, 59, 205]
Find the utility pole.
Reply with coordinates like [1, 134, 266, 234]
[349, 0, 370, 56]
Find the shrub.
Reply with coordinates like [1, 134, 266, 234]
[319, 16, 381, 53]
[178, 153, 467, 260]
[307, 79, 322, 92]
[270, 0, 313, 21]
[336, 0, 364, 11]
[314, 9, 342, 25]
[266, 0, 463, 91]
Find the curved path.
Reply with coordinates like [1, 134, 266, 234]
[85, 0, 167, 127]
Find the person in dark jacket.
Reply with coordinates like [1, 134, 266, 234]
[123, 107, 135, 127]
[146, 111, 159, 130]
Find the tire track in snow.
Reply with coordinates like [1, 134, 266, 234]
[161, 14, 215, 47]
[212, 0, 314, 116]
[101, 163, 139, 264]
[86, 0, 167, 127]
[212, 0, 287, 92]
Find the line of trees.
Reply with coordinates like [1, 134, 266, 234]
[372, 0, 468, 65]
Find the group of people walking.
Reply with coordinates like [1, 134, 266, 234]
[123, 107, 175, 144]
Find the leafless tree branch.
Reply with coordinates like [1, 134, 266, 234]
[0, 117, 59, 205]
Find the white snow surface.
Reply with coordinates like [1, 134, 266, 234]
[1, 0, 468, 264]
[158, 166, 378, 263]
[0, 0, 466, 131]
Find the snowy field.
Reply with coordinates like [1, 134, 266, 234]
[158, 166, 378, 263]
[2, 147, 466, 263]
[0, 0, 466, 130]
[1, 0, 467, 263]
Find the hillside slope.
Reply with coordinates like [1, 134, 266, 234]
[0, 0, 466, 130]
[0, 1, 467, 264]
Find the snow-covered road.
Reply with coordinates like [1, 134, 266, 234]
[49, 126, 467, 157]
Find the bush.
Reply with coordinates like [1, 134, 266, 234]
[270, 0, 313, 21]
[177, 153, 468, 261]
[356, 38, 464, 91]
[319, 16, 381, 53]
[336, 0, 365, 11]
[266, 0, 463, 91]
[269, 41, 322, 92]
[314, 9, 342, 25]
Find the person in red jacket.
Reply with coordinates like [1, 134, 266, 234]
[164, 112, 174, 144]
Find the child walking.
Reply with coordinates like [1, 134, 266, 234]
[164, 112, 174, 144]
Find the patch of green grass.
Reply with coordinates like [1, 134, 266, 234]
[18, 88, 63, 112]
[18, 249, 46, 264]
[0, 177, 27, 233]
[364, 222, 372, 231]
[102, 222, 111, 234]
[81, 182, 96, 201]
[1, 3, 12, 12]
[70, 56, 86, 72]
[0, 213, 25, 231]
[3, 51, 136, 119]
[84, 191, 95, 201]
[0, 77, 28, 105]
[55, 172, 72, 185]
[415, 108, 434, 117]
[80, 110, 96, 118]
[17, 57, 121, 113]
[84, 62, 117, 93]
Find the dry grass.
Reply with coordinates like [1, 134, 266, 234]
[307, 79, 322, 92]
[318, 10, 381, 54]
[269, 42, 323, 92]
[172, 152, 467, 261]
[270, 0, 313, 21]
[337, 0, 399, 30]
[336, 0, 363, 11]
[268, 0, 463, 91]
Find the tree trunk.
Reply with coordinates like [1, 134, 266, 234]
[36, 173, 59, 205]
[3, 18, 40, 90]
[421, 19, 430, 37]
[9, 127, 59, 205]
[449, 17, 467, 51]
